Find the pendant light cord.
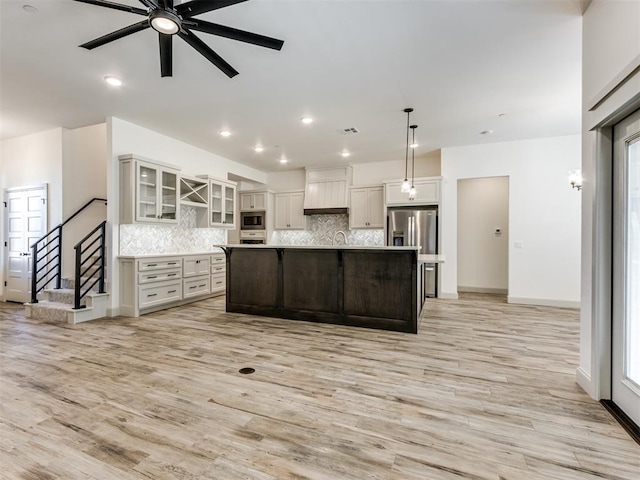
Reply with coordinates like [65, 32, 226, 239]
[405, 111, 410, 180]
[411, 125, 417, 186]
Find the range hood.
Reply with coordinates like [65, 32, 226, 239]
[303, 166, 353, 215]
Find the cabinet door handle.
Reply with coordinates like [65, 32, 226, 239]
[147, 293, 157, 297]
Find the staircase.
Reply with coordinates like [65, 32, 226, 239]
[24, 198, 109, 325]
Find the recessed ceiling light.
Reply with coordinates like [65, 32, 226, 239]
[480, 130, 493, 135]
[219, 130, 231, 137]
[301, 117, 313, 125]
[22, 4, 38, 13]
[279, 158, 288, 164]
[104, 76, 122, 87]
[254, 146, 264, 153]
[341, 151, 351, 158]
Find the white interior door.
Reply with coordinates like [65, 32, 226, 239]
[612, 109, 640, 427]
[3, 185, 47, 303]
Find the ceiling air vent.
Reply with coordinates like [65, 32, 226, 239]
[337, 127, 360, 135]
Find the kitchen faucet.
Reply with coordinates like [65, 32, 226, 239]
[332, 230, 347, 246]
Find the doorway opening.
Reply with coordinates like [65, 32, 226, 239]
[457, 176, 509, 298]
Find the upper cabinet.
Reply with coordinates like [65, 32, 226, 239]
[119, 154, 180, 225]
[274, 191, 305, 230]
[198, 176, 237, 228]
[303, 165, 353, 213]
[349, 186, 384, 229]
[240, 192, 267, 211]
[385, 177, 442, 205]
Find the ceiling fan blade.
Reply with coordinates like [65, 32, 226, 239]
[138, 0, 158, 9]
[177, 0, 248, 19]
[159, 33, 173, 77]
[158, 0, 173, 8]
[80, 20, 150, 50]
[178, 29, 239, 78]
[189, 19, 284, 50]
[74, 0, 148, 16]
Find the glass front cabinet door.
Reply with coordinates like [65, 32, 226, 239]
[135, 160, 178, 223]
[119, 155, 180, 225]
[208, 178, 236, 228]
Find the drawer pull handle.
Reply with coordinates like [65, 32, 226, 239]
[168, 273, 177, 277]
[168, 290, 177, 294]
[196, 260, 200, 264]
[190, 286, 197, 289]
[168, 262, 177, 265]
[147, 263, 158, 267]
[147, 293, 157, 297]
[216, 281, 223, 285]
[199, 284, 206, 287]
[147, 275, 157, 279]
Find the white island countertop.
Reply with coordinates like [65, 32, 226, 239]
[418, 254, 446, 263]
[214, 244, 420, 250]
[119, 248, 225, 259]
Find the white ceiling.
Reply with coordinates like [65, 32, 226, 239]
[0, 0, 584, 173]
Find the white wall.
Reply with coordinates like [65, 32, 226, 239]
[579, 0, 640, 398]
[441, 135, 581, 307]
[61, 124, 108, 278]
[265, 169, 306, 191]
[1, 128, 64, 298]
[106, 117, 268, 314]
[457, 176, 509, 293]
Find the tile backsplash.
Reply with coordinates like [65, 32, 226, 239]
[270, 214, 384, 246]
[119, 206, 226, 255]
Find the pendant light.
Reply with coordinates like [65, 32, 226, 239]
[401, 108, 413, 193]
[409, 125, 417, 199]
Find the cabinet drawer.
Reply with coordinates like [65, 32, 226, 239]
[139, 257, 181, 272]
[211, 254, 225, 265]
[211, 273, 226, 292]
[139, 280, 182, 309]
[138, 267, 181, 284]
[183, 256, 211, 277]
[210, 264, 225, 275]
[183, 276, 210, 298]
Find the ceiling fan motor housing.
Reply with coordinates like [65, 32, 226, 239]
[149, 8, 182, 35]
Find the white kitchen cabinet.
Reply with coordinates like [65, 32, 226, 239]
[349, 186, 384, 229]
[275, 191, 306, 229]
[119, 154, 180, 225]
[385, 177, 442, 205]
[119, 251, 226, 317]
[240, 191, 267, 211]
[198, 176, 237, 228]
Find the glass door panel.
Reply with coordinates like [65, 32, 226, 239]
[161, 170, 177, 220]
[138, 164, 158, 221]
[224, 185, 235, 226]
[613, 109, 640, 428]
[211, 182, 222, 225]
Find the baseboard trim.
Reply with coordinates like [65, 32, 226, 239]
[458, 286, 508, 295]
[576, 367, 595, 399]
[439, 292, 459, 300]
[601, 400, 640, 446]
[507, 296, 580, 309]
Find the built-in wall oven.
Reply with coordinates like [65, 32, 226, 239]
[240, 211, 266, 230]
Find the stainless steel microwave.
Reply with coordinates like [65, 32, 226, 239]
[240, 211, 265, 230]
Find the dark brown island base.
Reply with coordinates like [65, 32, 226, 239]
[218, 245, 421, 333]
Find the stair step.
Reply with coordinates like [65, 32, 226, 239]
[61, 277, 106, 290]
[25, 292, 110, 324]
[24, 301, 74, 323]
[43, 288, 86, 306]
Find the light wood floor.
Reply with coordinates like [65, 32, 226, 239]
[1, 294, 638, 479]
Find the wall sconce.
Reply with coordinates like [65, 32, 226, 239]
[569, 169, 583, 191]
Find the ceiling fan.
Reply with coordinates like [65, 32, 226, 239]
[74, 0, 284, 78]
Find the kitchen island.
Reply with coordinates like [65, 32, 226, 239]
[217, 245, 420, 333]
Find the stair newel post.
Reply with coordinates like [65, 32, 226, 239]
[98, 222, 106, 294]
[56, 225, 62, 290]
[74, 243, 82, 310]
[30, 241, 38, 304]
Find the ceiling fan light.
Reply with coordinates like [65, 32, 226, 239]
[150, 10, 181, 35]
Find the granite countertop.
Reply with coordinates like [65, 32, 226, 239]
[418, 254, 446, 263]
[119, 248, 225, 259]
[214, 244, 420, 250]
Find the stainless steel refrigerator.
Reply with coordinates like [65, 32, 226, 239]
[386, 206, 438, 297]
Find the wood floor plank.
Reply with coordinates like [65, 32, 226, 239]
[1, 294, 638, 479]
